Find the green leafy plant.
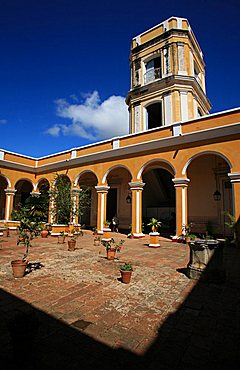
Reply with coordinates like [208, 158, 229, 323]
[101, 238, 124, 252]
[147, 218, 162, 232]
[17, 217, 41, 261]
[120, 263, 133, 271]
[224, 211, 240, 247]
[182, 222, 194, 236]
[49, 174, 91, 225]
[104, 220, 111, 227]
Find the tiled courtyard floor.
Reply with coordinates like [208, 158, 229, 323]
[0, 231, 240, 369]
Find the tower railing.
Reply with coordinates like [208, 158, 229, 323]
[144, 68, 162, 84]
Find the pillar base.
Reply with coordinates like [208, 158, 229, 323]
[103, 228, 111, 240]
[133, 233, 145, 238]
[149, 232, 160, 248]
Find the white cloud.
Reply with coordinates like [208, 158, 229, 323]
[46, 91, 129, 141]
[0, 119, 7, 125]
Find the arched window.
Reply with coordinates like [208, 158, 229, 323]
[146, 102, 163, 129]
[144, 57, 162, 84]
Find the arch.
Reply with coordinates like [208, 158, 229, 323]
[14, 178, 35, 190]
[53, 174, 71, 187]
[35, 178, 50, 191]
[143, 99, 162, 109]
[182, 151, 232, 175]
[74, 170, 99, 186]
[0, 174, 11, 188]
[137, 159, 176, 180]
[102, 165, 133, 184]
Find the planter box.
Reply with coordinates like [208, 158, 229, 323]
[187, 239, 225, 281]
[6, 221, 20, 230]
[51, 224, 68, 236]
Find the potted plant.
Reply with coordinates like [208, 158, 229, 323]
[148, 218, 161, 248]
[68, 234, 77, 251]
[67, 227, 82, 251]
[58, 231, 65, 244]
[104, 220, 111, 228]
[127, 224, 134, 239]
[40, 225, 48, 238]
[120, 263, 133, 284]
[94, 236, 101, 246]
[147, 218, 161, 232]
[182, 222, 195, 243]
[11, 217, 40, 278]
[101, 238, 125, 260]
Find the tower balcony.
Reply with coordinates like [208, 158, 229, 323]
[144, 68, 162, 84]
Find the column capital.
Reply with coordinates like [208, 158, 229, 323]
[228, 172, 240, 183]
[30, 191, 41, 197]
[4, 189, 17, 196]
[172, 178, 190, 187]
[129, 182, 145, 191]
[71, 187, 81, 194]
[95, 185, 110, 193]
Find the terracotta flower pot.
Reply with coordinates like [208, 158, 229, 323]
[120, 270, 132, 284]
[68, 240, 76, 251]
[11, 260, 27, 278]
[41, 230, 48, 238]
[58, 236, 65, 244]
[107, 249, 116, 260]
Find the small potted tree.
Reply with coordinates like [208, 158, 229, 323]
[11, 217, 40, 278]
[120, 263, 133, 284]
[147, 218, 161, 248]
[101, 238, 125, 260]
[67, 227, 83, 251]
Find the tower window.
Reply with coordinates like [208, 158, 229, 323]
[144, 57, 162, 84]
[146, 102, 162, 129]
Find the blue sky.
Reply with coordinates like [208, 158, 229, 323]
[0, 0, 239, 157]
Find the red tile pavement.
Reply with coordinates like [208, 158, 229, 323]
[0, 230, 240, 369]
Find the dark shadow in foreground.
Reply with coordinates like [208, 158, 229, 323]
[1, 245, 240, 370]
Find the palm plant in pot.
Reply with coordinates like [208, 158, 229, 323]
[147, 218, 161, 232]
[120, 263, 133, 284]
[148, 218, 161, 248]
[12, 217, 40, 278]
[101, 238, 125, 260]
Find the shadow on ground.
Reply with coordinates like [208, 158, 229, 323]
[1, 245, 240, 370]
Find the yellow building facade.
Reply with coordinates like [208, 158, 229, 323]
[0, 17, 240, 237]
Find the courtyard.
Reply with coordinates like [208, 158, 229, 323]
[0, 231, 240, 370]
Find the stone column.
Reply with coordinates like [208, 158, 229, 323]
[129, 182, 145, 237]
[172, 178, 190, 236]
[4, 189, 17, 221]
[95, 186, 110, 234]
[228, 172, 240, 219]
[71, 187, 81, 225]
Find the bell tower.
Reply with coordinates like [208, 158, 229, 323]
[126, 17, 211, 133]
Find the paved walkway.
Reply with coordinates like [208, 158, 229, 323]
[0, 231, 240, 369]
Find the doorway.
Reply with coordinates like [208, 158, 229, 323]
[107, 188, 117, 222]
